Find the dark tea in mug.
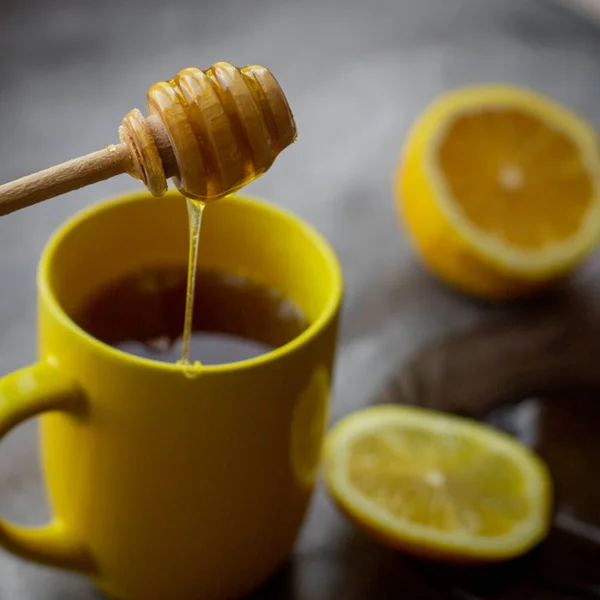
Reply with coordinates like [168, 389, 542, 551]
[74, 267, 309, 365]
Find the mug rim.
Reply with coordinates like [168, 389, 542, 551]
[38, 190, 343, 374]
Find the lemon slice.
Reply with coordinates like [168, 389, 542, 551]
[323, 405, 552, 563]
[397, 84, 600, 299]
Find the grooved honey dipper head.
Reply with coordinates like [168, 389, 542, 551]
[119, 62, 297, 201]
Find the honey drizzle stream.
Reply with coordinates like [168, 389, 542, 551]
[177, 198, 206, 369]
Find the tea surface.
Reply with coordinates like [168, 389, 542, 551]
[74, 267, 308, 365]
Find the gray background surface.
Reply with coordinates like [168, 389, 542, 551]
[1, 0, 600, 597]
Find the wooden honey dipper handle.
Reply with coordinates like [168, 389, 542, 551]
[0, 114, 177, 216]
[0, 144, 128, 216]
[0, 62, 296, 216]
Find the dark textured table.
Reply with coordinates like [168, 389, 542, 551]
[2, 0, 600, 597]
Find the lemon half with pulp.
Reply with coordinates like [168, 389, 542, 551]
[397, 84, 600, 299]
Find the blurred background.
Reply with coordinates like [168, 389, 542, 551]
[1, 0, 600, 598]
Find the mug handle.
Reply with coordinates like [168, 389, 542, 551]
[0, 360, 95, 573]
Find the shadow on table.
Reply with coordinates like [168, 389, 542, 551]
[246, 530, 440, 600]
[247, 524, 600, 600]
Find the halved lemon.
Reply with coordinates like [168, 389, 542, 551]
[323, 405, 552, 563]
[396, 84, 600, 299]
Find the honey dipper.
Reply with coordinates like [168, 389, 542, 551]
[0, 62, 296, 215]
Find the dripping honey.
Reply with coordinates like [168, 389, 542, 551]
[179, 198, 205, 369]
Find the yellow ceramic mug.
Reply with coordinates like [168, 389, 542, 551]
[0, 191, 342, 600]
